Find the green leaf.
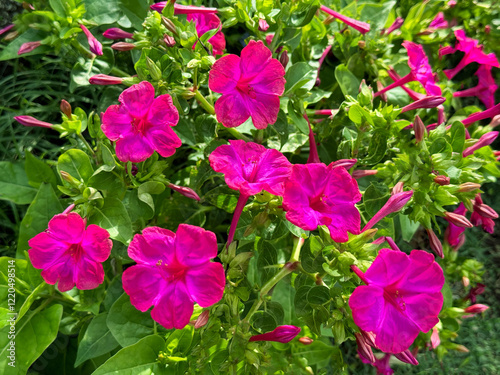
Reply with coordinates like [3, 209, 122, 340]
[307, 286, 330, 305]
[83, 0, 121, 25]
[69, 49, 115, 92]
[292, 339, 334, 366]
[0, 304, 63, 375]
[118, 0, 151, 29]
[58, 149, 94, 184]
[335, 64, 361, 98]
[0, 162, 37, 204]
[250, 311, 277, 332]
[49, 0, 66, 17]
[17, 183, 63, 258]
[138, 181, 166, 213]
[75, 313, 119, 367]
[107, 293, 156, 347]
[92, 335, 165, 375]
[449, 121, 466, 153]
[399, 214, 420, 242]
[359, 1, 396, 32]
[290, 0, 320, 27]
[257, 241, 278, 284]
[88, 197, 133, 244]
[25, 151, 58, 190]
[363, 182, 390, 217]
[284, 62, 316, 95]
[272, 279, 296, 324]
[441, 281, 453, 310]
[165, 325, 194, 356]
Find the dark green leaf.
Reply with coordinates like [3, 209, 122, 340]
[58, 149, 94, 184]
[25, 151, 58, 190]
[335, 64, 361, 98]
[88, 197, 133, 244]
[0, 162, 37, 204]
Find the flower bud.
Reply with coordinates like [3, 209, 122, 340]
[0, 24, 14, 36]
[320, 5, 370, 34]
[444, 212, 473, 228]
[258, 19, 270, 31]
[352, 170, 378, 179]
[431, 327, 440, 349]
[434, 175, 450, 185]
[401, 96, 446, 113]
[485, 25, 491, 34]
[80, 24, 103, 56]
[385, 17, 404, 35]
[489, 115, 500, 128]
[391, 181, 404, 195]
[89, 74, 124, 85]
[194, 310, 210, 328]
[62, 203, 76, 215]
[103, 27, 134, 39]
[458, 182, 481, 192]
[162, 16, 178, 35]
[362, 191, 413, 231]
[249, 325, 301, 343]
[463, 131, 499, 157]
[279, 50, 289, 69]
[394, 349, 419, 365]
[164, 34, 176, 47]
[355, 333, 375, 363]
[60, 171, 81, 186]
[298, 337, 314, 345]
[60, 100, 72, 118]
[413, 115, 426, 143]
[14, 115, 54, 129]
[474, 203, 498, 219]
[426, 228, 443, 258]
[22, 2, 34, 10]
[167, 183, 200, 201]
[146, 57, 162, 81]
[357, 40, 366, 49]
[361, 330, 376, 347]
[330, 158, 357, 169]
[111, 42, 135, 51]
[18, 41, 41, 55]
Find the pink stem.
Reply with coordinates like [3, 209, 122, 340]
[227, 194, 249, 246]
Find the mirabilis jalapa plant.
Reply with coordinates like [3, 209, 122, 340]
[3, 0, 499, 373]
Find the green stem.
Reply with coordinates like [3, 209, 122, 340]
[194, 89, 215, 115]
[78, 134, 95, 157]
[154, 320, 158, 335]
[110, 66, 131, 78]
[71, 40, 94, 59]
[222, 126, 252, 142]
[242, 237, 304, 324]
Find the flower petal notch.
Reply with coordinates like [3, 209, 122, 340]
[28, 212, 112, 292]
[282, 163, 362, 243]
[122, 224, 225, 330]
[209, 40, 286, 129]
[349, 249, 445, 354]
[101, 81, 181, 163]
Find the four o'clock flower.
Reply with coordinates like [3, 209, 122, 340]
[282, 163, 362, 243]
[471, 194, 497, 234]
[319, 5, 370, 34]
[209, 140, 291, 245]
[151, 2, 218, 14]
[101, 81, 181, 163]
[462, 103, 500, 127]
[401, 96, 446, 113]
[445, 203, 468, 249]
[209, 40, 286, 129]
[122, 225, 225, 329]
[18, 41, 41, 55]
[463, 131, 498, 157]
[28, 212, 112, 292]
[349, 249, 444, 353]
[387, 68, 425, 101]
[249, 325, 301, 343]
[376, 42, 441, 98]
[80, 24, 103, 56]
[453, 65, 498, 108]
[442, 30, 499, 79]
[362, 191, 413, 231]
[103, 27, 134, 40]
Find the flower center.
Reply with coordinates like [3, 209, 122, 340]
[156, 259, 188, 282]
[66, 242, 84, 262]
[383, 288, 406, 313]
[309, 193, 330, 212]
[131, 116, 150, 135]
[236, 78, 257, 99]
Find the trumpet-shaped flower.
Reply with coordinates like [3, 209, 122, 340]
[209, 40, 286, 129]
[28, 212, 112, 292]
[101, 81, 181, 163]
[122, 225, 225, 329]
[349, 249, 444, 353]
[282, 163, 362, 243]
[453, 65, 498, 109]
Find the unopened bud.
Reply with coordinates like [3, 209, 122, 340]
[363, 191, 413, 231]
[434, 175, 450, 185]
[391, 181, 404, 195]
[279, 50, 289, 68]
[355, 333, 375, 363]
[385, 17, 404, 35]
[485, 25, 491, 34]
[103, 27, 134, 39]
[401, 96, 446, 113]
[454, 344, 469, 353]
[60, 171, 81, 186]
[60, 100, 72, 118]
[258, 19, 269, 31]
[431, 327, 440, 349]
[474, 203, 498, 219]
[413, 115, 425, 143]
[22, 2, 34, 10]
[444, 212, 473, 228]
[167, 183, 200, 201]
[463, 131, 499, 157]
[80, 24, 103, 56]
[18, 41, 41, 55]
[14, 115, 53, 129]
[394, 349, 419, 365]
[0, 24, 14, 36]
[462, 276, 470, 287]
[330, 158, 357, 169]
[162, 16, 178, 35]
[146, 57, 162, 81]
[249, 325, 301, 343]
[458, 182, 481, 192]
[194, 310, 209, 328]
[361, 330, 376, 347]
[489, 115, 500, 128]
[298, 337, 314, 345]
[89, 74, 124, 85]
[111, 42, 135, 51]
[352, 170, 378, 179]
[4, 30, 18, 41]
[376, 81, 387, 102]
[164, 34, 176, 47]
[426, 228, 443, 258]
[357, 40, 366, 49]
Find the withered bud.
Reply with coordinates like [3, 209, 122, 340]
[434, 175, 450, 185]
[355, 333, 375, 363]
[394, 349, 419, 365]
[279, 50, 289, 69]
[474, 203, 498, 219]
[111, 42, 135, 51]
[391, 181, 404, 195]
[358, 40, 366, 49]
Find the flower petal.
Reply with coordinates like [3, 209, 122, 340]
[75, 258, 105, 290]
[118, 81, 155, 118]
[403, 292, 442, 332]
[123, 265, 164, 311]
[41, 260, 75, 292]
[81, 224, 112, 263]
[174, 224, 218, 267]
[325, 204, 361, 242]
[364, 249, 410, 287]
[251, 59, 285, 95]
[147, 94, 179, 127]
[101, 104, 133, 140]
[349, 285, 385, 332]
[325, 166, 362, 204]
[48, 213, 85, 243]
[214, 92, 250, 128]
[28, 233, 68, 269]
[240, 40, 272, 78]
[185, 262, 225, 307]
[209, 54, 241, 93]
[244, 92, 280, 129]
[397, 250, 444, 293]
[115, 133, 154, 163]
[146, 127, 182, 158]
[128, 226, 176, 266]
[151, 282, 193, 329]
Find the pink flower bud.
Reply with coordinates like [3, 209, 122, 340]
[279, 50, 289, 69]
[18, 41, 41, 55]
[458, 182, 481, 192]
[0, 24, 14, 36]
[448, 0, 457, 7]
[355, 333, 375, 363]
[473, 203, 498, 219]
[111, 42, 135, 51]
[80, 24, 103, 56]
[376, 81, 388, 102]
[391, 181, 404, 195]
[426, 228, 443, 258]
[249, 325, 301, 343]
[89, 74, 124, 85]
[490, 115, 500, 128]
[352, 170, 378, 179]
[485, 25, 491, 34]
[413, 115, 426, 143]
[320, 5, 370, 34]
[103, 28, 134, 40]
[444, 212, 473, 228]
[462, 103, 500, 127]
[363, 191, 413, 231]
[434, 175, 450, 185]
[463, 131, 499, 157]
[401, 96, 446, 113]
[315, 109, 337, 116]
[298, 337, 314, 345]
[14, 115, 53, 129]
[431, 327, 440, 349]
[258, 19, 270, 31]
[60, 100, 72, 118]
[194, 310, 209, 328]
[385, 17, 404, 35]
[394, 349, 419, 365]
[330, 159, 357, 170]
[164, 35, 176, 47]
[351, 265, 369, 284]
[361, 330, 376, 348]
[62, 203, 76, 215]
[462, 276, 470, 287]
[265, 34, 274, 46]
[168, 183, 200, 201]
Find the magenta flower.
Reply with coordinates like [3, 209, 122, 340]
[209, 40, 286, 129]
[80, 24, 103, 56]
[359, 351, 394, 375]
[151, 2, 218, 14]
[462, 103, 500, 127]
[187, 12, 226, 55]
[387, 68, 425, 101]
[429, 12, 448, 29]
[28, 212, 112, 292]
[349, 249, 444, 353]
[445, 203, 468, 248]
[101, 81, 181, 163]
[401, 96, 446, 113]
[471, 194, 497, 234]
[18, 41, 41, 55]
[376, 42, 441, 98]
[249, 325, 301, 343]
[319, 5, 370, 34]
[453, 65, 498, 109]
[122, 225, 225, 329]
[282, 163, 362, 243]
[442, 30, 499, 79]
[103, 28, 134, 40]
[209, 140, 291, 244]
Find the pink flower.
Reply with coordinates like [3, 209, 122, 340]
[209, 40, 285, 129]
[28, 212, 112, 292]
[387, 68, 425, 101]
[249, 325, 301, 343]
[445, 203, 468, 248]
[258, 19, 270, 31]
[363, 191, 413, 231]
[282, 163, 362, 243]
[18, 41, 41, 55]
[429, 13, 448, 29]
[319, 5, 370, 34]
[103, 28, 134, 39]
[101, 81, 181, 163]
[471, 194, 497, 233]
[359, 351, 394, 375]
[89, 74, 124, 85]
[376, 42, 441, 97]
[187, 12, 226, 55]
[80, 24, 103, 56]
[122, 225, 225, 329]
[443, 30, 499, 79]
[209, 140, 291, 244]
[453, 65, 498, 108]
[349, 249, 444, 353]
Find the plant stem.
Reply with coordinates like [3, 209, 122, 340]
[194, 89, 215, 115]
[78, 133, 95, 156]
[242, 236, 304, 324]
[110, 66, 131, 77]
[223, 126, 252, 142]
